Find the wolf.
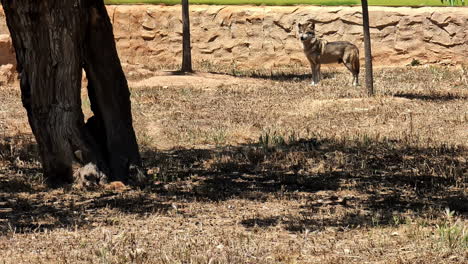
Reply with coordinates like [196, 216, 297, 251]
[297, 19, 360, 86]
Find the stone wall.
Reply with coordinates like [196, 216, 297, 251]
[0, 5, 467, 70]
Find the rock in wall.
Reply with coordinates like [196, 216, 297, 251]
[0, 5, 467, 70]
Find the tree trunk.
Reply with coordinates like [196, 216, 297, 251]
[181, 0, 192, 72]
[83, 2, 141, 182]
[361, 0, 374, 96]
[1, 0, 140, 187]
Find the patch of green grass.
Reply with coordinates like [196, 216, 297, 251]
[105, 0, 466, 6]
[258, 128, 303, 150]
[369, 0, 465, 6]
[436, 208, 468, 250]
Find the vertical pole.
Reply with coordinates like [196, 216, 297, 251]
[181, 0, 192, 72]
[361, 0, 374, 96]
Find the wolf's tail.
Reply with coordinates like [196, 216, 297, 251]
[352, 48, 360, 74]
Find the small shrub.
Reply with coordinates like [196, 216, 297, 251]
[436, 208, 468, 250]
[410, 58, 421, 66]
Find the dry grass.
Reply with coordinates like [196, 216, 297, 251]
[0, 64, 467, 263]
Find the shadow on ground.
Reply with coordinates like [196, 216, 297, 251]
[142, 137, 466, 231]
[203, 68, 341, 83]
[394, 91, 467, 102]
[1, 133, 466, 234]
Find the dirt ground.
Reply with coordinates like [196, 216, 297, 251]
[0, 64, 467, 263]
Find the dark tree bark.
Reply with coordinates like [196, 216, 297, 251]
[1, 0, 141, 187]
[83, 2, 141, 182]
[181, 0, 193, 72]
[361, 0, 374, 96]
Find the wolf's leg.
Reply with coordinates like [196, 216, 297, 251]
[310, 64, 318, 86]
[352, 73, 359, 86]
[316, 64, 322, 84]
[310, 64, 321, 86]
[344, 62, 359, 86]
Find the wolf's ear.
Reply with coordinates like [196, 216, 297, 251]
[296, 22, 301, 31]
[305, 18, 315, 30]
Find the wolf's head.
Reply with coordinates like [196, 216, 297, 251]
[297, 19, 316, 42]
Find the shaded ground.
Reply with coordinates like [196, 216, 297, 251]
[0, 65, 467, 263]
